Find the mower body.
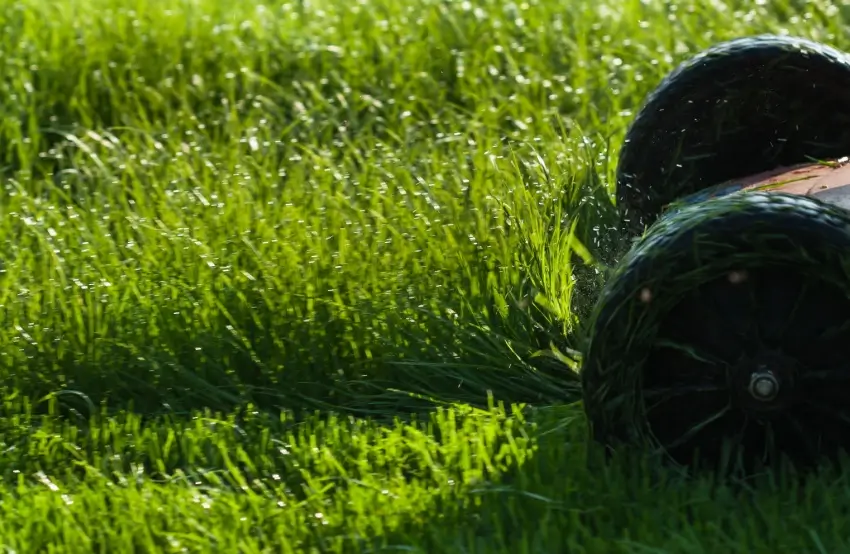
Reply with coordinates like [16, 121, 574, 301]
[673, 161, 850, 212]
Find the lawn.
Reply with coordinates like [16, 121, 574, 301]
[2, 0, 850, 551]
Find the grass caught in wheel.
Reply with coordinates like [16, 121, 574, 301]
[3, 0, 850, 551]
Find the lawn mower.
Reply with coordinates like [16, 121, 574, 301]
[581, 35, 850, 474]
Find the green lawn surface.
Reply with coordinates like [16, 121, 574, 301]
[1, 0, 850, 551]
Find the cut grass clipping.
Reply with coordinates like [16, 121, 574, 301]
[1, 0, 850, 551]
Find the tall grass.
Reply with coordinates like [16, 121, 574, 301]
[1, 0, 849, 550]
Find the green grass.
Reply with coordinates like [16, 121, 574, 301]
[2, 0, 850, 550]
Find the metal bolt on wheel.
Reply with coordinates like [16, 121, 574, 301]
[749, 371, 779, 402]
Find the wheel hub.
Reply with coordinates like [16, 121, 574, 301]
[731, 352, 799, 415]
[748, 369, 780, 402]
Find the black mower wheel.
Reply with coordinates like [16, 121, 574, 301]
[618, 35, 850, 235]
[582, 192, 850, 473]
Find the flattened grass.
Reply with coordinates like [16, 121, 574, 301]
[1, 0, 850, 550]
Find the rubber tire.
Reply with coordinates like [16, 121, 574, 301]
[582, 192, 850, 472]
[617, 35, 850, 236]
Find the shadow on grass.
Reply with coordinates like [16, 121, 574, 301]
[7, 277, 580, 422]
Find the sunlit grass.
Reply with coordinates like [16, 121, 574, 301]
[1, 0, 850, 550]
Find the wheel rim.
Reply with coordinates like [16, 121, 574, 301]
[643, 264, 850, 471]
